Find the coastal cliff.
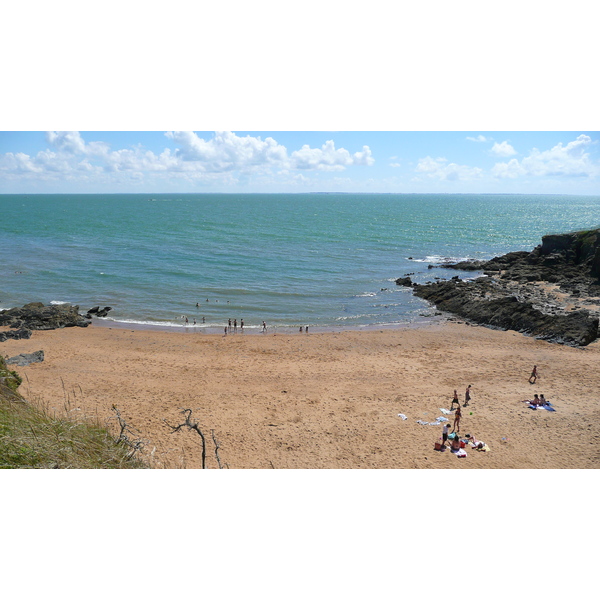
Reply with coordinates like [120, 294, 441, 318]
[401, 228, 600, 346]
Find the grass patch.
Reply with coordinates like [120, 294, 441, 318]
[0, 356, 148, 469]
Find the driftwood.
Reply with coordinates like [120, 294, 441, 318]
[164, 409, 224, 469]
[110, 405, 146, 460]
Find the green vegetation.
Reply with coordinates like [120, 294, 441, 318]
[0, 356, 148, 469]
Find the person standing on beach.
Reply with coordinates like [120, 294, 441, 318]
[234, 319, 237, 333]
[529, 365, 538, 384]
[228, 318, 232, 333]
[464, 385, 472, 407]
[262, 321, 267, 333]
[240, 319, 244, 333]
[453, 405, 462, 433]
[451, 389, 460, 409]
[442, 423, 450, 446]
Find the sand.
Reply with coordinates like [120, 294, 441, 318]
[3, 320, 600, 469]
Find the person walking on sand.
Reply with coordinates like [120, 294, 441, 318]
[529, 365, 538, 384]
[453, 405, 462, 433]
[451, 389, 460, 409]
[262, 321, 267, 333]
[240, 319, 244, 333]
[464, 384, 472, 407]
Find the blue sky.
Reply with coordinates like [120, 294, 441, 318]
[0, 131, 598, 195]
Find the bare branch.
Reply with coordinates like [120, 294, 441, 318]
[211, 429, 222, 469]
[109, 405, 146, 460]
[164, 408, 207, 468]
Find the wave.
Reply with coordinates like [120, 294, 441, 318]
[409, 255, 475, 264]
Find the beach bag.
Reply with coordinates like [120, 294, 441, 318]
[460, 441, 466, 448]
[434, 442, 443, 451]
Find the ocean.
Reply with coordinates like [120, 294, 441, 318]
[1, 193, 599, 332]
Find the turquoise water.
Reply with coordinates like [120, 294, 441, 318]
[1, 193, 599, 332]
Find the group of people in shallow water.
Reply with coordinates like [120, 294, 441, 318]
[183, 302, 310, 335]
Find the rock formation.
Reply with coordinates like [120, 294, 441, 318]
[0, 302, 91, 332]
[403, 228, 600, 346]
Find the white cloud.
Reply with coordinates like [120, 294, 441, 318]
[415, 156, 483, 181]
[492, 134, 597, 178]
[466, 135, 491, 142]
[290, 140, 374, 171]
[165, 131, 289, 171]
[490, 141, 517, 157]
[0, 132, 375, 189]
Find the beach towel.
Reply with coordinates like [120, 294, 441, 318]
[542, 405, 556, 412]
[429, 421, 441, 426]
[397, 413, 407, 420]
[417, 420, 430, 425]
[470, 441, 490, 452]
[440, 408, 452, 415]
[436, 416, 449, 422]
[451, 447, 467, 457]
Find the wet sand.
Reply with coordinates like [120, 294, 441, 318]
[4, 320, 600, 469]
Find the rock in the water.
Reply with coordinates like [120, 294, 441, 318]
[6, 350, 45, 366]
[395, 276, 413, 287]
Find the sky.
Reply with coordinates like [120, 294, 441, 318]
[1, 130, 599, 194]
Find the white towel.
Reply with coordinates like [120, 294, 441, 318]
[397, 413, 407, 420]
[440, 408, 452, 415]
[417, 420, 430, 425]
[436, 416, 449, 422]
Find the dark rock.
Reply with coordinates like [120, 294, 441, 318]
[6, 350, 44, 366]
[0, 328, 32, 342]
[87, 306, 101, 315]
[94, 306, 113, 318]
[0, 303, 90, 331]
[395, 277, 413, 287]
[410, 227, 600, 346]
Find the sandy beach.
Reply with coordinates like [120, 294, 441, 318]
[3, 321, 600, 469]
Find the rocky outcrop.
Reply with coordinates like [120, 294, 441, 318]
[0, 302, 91, 331]
[405, 228, 600, 346]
